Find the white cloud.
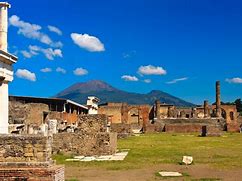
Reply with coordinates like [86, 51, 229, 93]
[47, 25, 62, 35]
[15, 69, 36, 81]
[56, 67, 66, 74]
[21, 50, 32, 58]
[40, 68, 52, 73]
[121, 75, 139, 81]
[138, 65, 167, 76]
[144, 79, 151, 83]
[123, 50, 136, 59]
[73, 68, 88, 76]
[70, 33, 105, 52]
[225, 77, 242, 84]
[9, 15, 63, 48]
[166, 77, 188, 84]
[25, 45, 62, 60]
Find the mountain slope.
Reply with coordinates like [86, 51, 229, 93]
[55, 80, 194, 107]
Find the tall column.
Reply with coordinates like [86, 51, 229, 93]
[0, 81, 9, 133]
[204, 100, 209, 118]
[0, 2, 17, 134]
[216, 81, 221, 117]
[0, 2, 10, 51]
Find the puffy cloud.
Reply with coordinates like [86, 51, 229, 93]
[226, 77, 242, 84]
[166, 77, 188, 84]
[121, 75, 139, 81]
[47, 25, 62, 35]
[144, 79, 151, 83]
[9, 15, 63, 48]
[138, 65, 167, 76]
[15, 69, 36, 81]
[70, 33, 105, 52]
[24, 45, 62, 60]
[40, 68, 52, 73]
[73, 68, 88, 76]
[56, 67, 66, 74]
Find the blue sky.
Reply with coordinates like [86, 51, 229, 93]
[8, 0, 242, 104]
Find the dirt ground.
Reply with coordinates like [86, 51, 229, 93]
[65, 164, 242, 181]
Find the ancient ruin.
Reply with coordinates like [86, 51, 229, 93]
[0, 2, 66, 180]
[99, 81, 240, 135]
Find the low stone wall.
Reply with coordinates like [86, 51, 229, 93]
[52, 132, 117, 156]
[145, 118, 225, 133]
[0, 134, 52, 164]
[111, 123, 131, 138]
[165, 124, 203, 133]
[0, 134, 65, 180]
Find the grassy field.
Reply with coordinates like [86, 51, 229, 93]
[53, 133, 242, 171]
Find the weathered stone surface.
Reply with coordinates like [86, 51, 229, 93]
[52, 132, 117, 156]
[0, 134, 52, 164]
[0, 165, 64, 181]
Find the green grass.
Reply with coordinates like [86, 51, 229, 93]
[53, 133, 242, 170]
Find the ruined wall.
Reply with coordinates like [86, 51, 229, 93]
[111, 123, 131, 138]
[53, 114, 117, 155]
[77, 114, 107, 133]
[0, 135, 64, 181]
[99, 104, 123, 124]
[0, 134, 52, 164]
[9, 101, 49, 126]
[48, 111, 79, 124]
[145, 118, 225, 133]
[52, 132, 117, 156]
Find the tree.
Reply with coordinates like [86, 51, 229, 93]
[235, 99, 242, 113]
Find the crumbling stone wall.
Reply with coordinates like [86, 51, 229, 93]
[111, 123, 131, 138]
[52, 114, 117, 155]
[77, 114, 107, 133]
[0, 135, 65, 181]
[52, 132, 117, 156]
[0, 134, 52, 164]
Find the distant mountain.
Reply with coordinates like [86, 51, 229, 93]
[55, 80, 195, 107]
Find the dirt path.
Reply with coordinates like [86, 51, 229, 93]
[65, 164, 242, 181]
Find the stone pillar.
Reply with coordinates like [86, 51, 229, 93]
[0, 80, 8, 133]
[204, 100, 209, 118]
[155, 100, 160, 119]
[192, 108, 197, 118]
[0, 2, 10, 51]
[0, 2, 18, 134]
[216, 81, 221, 117]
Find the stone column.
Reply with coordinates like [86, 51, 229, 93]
[0, 80, 9, 133]
[0, 2, 18, 134]
[204, 100, 209, 118]
[0, 2, 10, 51]
[216, 81, 221, 117]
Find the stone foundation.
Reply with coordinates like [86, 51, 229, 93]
[0, 165, 64, 181]
[146, 118, 225, 133]
[0, 134, 64, 181]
